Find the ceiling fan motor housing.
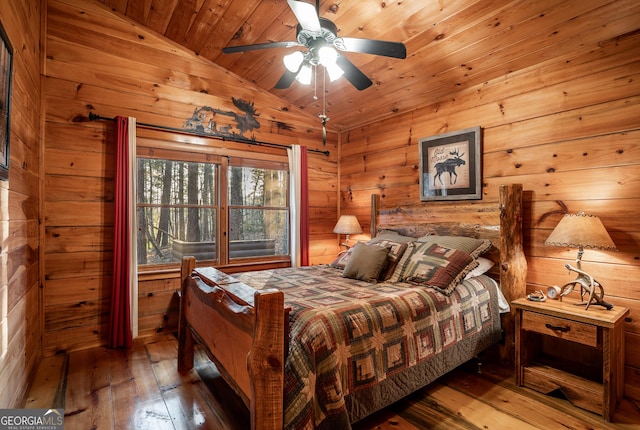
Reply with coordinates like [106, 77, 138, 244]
[296, 18, 340, 64]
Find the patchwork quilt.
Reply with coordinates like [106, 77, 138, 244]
[234, 265, 502, 430]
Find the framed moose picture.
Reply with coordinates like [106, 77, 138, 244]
[419, 126, 481, 201]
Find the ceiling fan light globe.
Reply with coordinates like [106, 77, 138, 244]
[295, 64, 313, 85]
[283, 51, 304, 72]
[318, 46, 338, 67]
[325, 62, 344, 82]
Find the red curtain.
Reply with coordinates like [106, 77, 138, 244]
[109, 116, 132, 349]
[299, 146, 309, 266]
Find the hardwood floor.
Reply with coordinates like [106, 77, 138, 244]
[23, 333, 640, 429]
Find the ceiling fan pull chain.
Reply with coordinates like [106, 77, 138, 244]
[323, 68, 327, 116]
[313, 65, 318, 100]
[320, 69, 329, 146]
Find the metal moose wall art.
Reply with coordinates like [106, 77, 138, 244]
[183, 97, 261, 140]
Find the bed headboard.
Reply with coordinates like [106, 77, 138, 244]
[371, 184, 526, 362]
[372, 196, 502, 254]
[371, 184, 525, 296]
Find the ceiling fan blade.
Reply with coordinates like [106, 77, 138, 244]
[274, 69, 298, 89]
[336, 56, 373, 90]
[287, 0, 321, 32]
[223, 41, 298, 54]
[336, 37, 407, 59]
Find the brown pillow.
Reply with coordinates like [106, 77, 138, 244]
[342, 242, 390, 283]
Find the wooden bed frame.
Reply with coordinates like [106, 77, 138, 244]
[178, 183, 526, 430]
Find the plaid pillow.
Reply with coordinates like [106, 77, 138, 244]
[416, 235, 492, 258]
[369, 239, 408, 281]
[330, 246, 357, 270]
[374, 230, 415, 243]
[395, 242, 478, 295]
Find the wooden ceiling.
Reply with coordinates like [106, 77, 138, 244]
[95, 0, 631, 130]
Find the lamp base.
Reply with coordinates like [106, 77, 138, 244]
[559, 263, 613, 310]
[341, 234, 353, 250]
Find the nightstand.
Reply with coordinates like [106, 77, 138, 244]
[512, 297, 629, 421]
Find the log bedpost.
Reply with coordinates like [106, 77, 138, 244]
[178, 256, 196, 373]
[370, 194, 379, 238]
[499, 184, 527, 365]
[248, 289, 285, 430]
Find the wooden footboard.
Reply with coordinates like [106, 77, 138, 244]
[178, 256, 287, 430]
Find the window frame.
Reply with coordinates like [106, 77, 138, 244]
[227, 158, 290, 264]
[136, 147, 291, 271]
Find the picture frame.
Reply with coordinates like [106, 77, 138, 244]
[0, 20, 13, 181]
[419, 126, 481, 201]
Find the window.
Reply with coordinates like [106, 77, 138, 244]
[136, 155, 289, 267]
[228, 164, 289, 259]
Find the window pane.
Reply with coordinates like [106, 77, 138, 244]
[138, 159, 217, 207]
[229, 208, 289, 258]
[137, 158, 218, 266]
[228, 166, 287, 206]
[137, 207, 217, 265]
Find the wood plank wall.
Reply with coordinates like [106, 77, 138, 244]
[12, 0, 636, 411]
[337, 2, 640, 401]
[0, 0, 43, 408]
[43, 0, 338, 354]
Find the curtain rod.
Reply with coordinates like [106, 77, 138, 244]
[88, 112, 330, 156]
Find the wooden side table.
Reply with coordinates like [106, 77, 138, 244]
[512, 297, 629, 421]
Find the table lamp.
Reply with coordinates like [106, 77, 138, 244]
[545, 212, 617, 310]
[333, 215, 362, 250]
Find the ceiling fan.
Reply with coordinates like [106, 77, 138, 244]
[222, 0, 407, 91]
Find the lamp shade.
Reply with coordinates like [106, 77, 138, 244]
[545, 212, 617, 250]
[333, 215, 362, 235]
